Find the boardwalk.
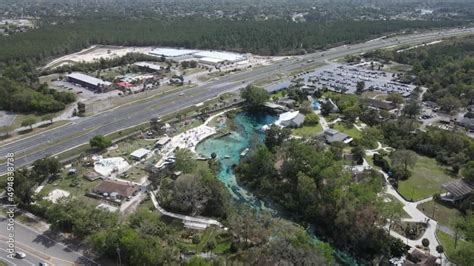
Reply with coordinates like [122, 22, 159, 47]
[149, 191, 223, 230]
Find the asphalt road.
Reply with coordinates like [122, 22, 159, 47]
[0, 216, 97, 266]
[0, 27, 473, 174]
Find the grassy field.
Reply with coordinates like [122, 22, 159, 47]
[333, 123, 362, 139]
[417, 200, 463, 230]
[39, 166, 102, 205]
[436, 230, 470, 263]
[397, 155, 454, 201]
[293, 124, 323, 137]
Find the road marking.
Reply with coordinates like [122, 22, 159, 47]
[0, 248, 18, 266]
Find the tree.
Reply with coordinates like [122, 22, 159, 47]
[356, 81, 365, 94]
[422, 238, 430, 250]
[390, 149, 417, 172]
[386, 93, 405, 114]
[150, 117, 165, 135]
[168, 174, 208, 216]
[320, 101, 334, 116]
[462, 161, 474, 182]
[77, 102, 86, 114]
[342, 105, 361, 124]
[402, 101, 421, 119]
[89, 135, 112, 150]
[351, 145, 365, 165]
[21, 117, 36, 130]
[174, 148, 196, 174]
[438, 95, 462, 114]
[304, 113, 319, 126]
[0, 125, 13, 136]
[240, 85, 269, 110]
[33, 157, 61, 178]
[360, 126, 382, 149]
[436, 245, 444, 254]
[265, 125, 291, 152]
[42, 114, 55, 124]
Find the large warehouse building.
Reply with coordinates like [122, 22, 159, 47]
[67, 72, 112, 92]
[149, 47, 247, 65]
[149, 48, 197, 59]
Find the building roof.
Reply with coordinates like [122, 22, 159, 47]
[130, 148, 150, 159]
[361, 98, 396, 110]
[198, 57, 224, 64]
[156, 136, 171, 146]
[149, 48, 197, 57]
[67, 72, 112, 86]
[94, 180, 138, 198]
[116, 81, 133, 88]
[291, 113, 306, 126]
[275, 111, 300, 127]
[134, 62, 161, 71]
[324, 129, 352, 143]
[84, 171, 101, 181]
[442, 179, 474, 199]
[194, 51, 245, 62]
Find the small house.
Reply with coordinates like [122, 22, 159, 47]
[130, 148, 151, 161]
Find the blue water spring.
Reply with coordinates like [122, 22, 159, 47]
[196, 112, 357, 265]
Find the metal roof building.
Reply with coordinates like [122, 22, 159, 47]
[149, 48, 197, 58]
[67, 72, 111, 91]
[134, 62, 162, 72]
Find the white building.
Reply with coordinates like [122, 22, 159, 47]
[130, 148, 151, 160]
[274, 111, 305, 128]
[149, 48, 197, 59]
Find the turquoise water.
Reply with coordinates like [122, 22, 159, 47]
[312, 99, 321, 110]
[196, 112, 276, 209]
[196, 112, 357, 265]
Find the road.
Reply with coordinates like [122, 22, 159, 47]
[0, 27, 473, 174]
[0, 216, 96, 266]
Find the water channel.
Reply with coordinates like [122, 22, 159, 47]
[196, 111, 357, 265]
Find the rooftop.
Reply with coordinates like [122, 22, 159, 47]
[134, 61, 162, 71]
[149, 48, 197, 57]
[441, 178, 474, 199]
[130, 148, 150, 159]
[67, 72, 112, 86]
[93, 180, 139, 198]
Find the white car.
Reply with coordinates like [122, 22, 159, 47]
[179, 92, 185, 96]
[15, 251, 26, 259]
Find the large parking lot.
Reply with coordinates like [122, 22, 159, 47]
[292, 63, 415, 97]
[52, 80, 122, 100]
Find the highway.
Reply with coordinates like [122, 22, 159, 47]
[0, 27, 473, 174]
[0, 216, 96, 266]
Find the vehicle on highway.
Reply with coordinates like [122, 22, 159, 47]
[179, 92, 185, 96]
[15, 251, 26, 259]
[39, 262, 50, 266]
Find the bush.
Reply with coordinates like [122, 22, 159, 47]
[373, 154, 390, 173]
[392, 167, 411, 181]
[304, 113, 319, 126]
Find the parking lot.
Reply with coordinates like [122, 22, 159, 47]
[52, 80, 122, 100]
[292, 63, 415, 96]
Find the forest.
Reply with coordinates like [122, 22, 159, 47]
[0, 18, 464, 64]
[364, 35, 474, 110]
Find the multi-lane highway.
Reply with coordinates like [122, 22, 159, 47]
[0, 216, 96, 265]
[1, 27, 473, 174]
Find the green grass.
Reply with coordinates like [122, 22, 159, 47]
[40, 166, 103, 205]
[417, 200, 463, 230]
[436, 230, 470, 263]
[333, 123, 362, 139]
[397, 155, 454, 201]
[271, 90, 287, 99]
[293, 124, 323, 137]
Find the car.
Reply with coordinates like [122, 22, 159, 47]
[179, 92, 185, 96]
[39, 262, 50, 266]
[15, 251, 26, 259]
